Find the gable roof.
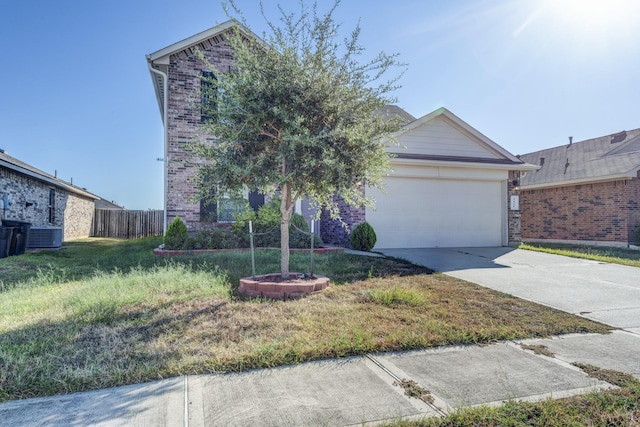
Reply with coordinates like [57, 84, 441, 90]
[389, 107, 538, 170]
[375, 105, 416, 125]
[146, 20, 262, 120]
[0, 151, 98, 200]
[519, 128, 640, 189]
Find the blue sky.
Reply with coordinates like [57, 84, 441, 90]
[1, 0, 639, 210]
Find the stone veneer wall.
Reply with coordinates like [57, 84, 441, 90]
[165, 32, 234, 232]
[63, 193, 95, 240]
[520, 175, 640, 244]
[507, 170, 522, 245]
[0, 167, 94, 241]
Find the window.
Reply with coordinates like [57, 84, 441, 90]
[199, 187, 265, 223]
[200, 199, 217, 223]
[248, 189, 264, 212]
[200, 71, 217, 123]
[48, 189, 56, 223]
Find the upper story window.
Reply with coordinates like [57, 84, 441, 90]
[200, 71, 218, 123]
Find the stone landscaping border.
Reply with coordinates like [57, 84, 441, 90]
[239, 273, 330, 299]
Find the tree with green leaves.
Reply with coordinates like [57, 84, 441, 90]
[194, 0, 405, 278]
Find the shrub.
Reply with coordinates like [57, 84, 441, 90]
[189, 229, 241, 250]
[232, 198, 322, 248]
[164, 216, 188, 249]
[350, 222, 377, 251]
[289, 213, 323, 248]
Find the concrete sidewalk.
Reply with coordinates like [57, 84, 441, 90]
[1, 331, 639, 426]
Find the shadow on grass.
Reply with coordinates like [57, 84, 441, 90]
[1, 237, 432, 292]
[0, 297, 229, 402]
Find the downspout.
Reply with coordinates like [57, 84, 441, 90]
[147, 61, 169, 235]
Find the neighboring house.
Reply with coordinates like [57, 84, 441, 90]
[95, 199, 125, 210]
[519, 130, 640, 247]
[146, 21, 537, 248]
[0, 150, 98, 241]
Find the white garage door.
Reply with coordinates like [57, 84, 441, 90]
[367, 177, 504, 248]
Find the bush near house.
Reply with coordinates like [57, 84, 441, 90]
[164, 199, 322, 250]
[350, 221, 377, 251]
[164, 216, 188, 249]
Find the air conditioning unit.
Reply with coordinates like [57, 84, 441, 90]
[27, 226, 63, 249]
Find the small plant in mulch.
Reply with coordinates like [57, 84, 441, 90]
[393, 379, 434, 404]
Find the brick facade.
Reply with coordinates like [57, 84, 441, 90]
[0, 167, 95, 241]
[521, 175, 640, 244]
[166, 34, 234, 232]
[153, 25, 528, 246]
[319, 191, 366, 246]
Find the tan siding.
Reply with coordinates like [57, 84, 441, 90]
[390, 117, 500, 159]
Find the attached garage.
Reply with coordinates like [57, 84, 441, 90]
[364, 108, 537, 249]
[368, 170, 506, 248]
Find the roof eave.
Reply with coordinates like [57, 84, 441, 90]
[391, 157, 539, 171]
[0, 159, 98, 200]
[521, 170, 638, 191]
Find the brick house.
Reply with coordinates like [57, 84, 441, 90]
[519, 129, 640, 247]
[0, 150, 98, 241]
[147, 21, 267, 234]
[147, 21, 536, 248]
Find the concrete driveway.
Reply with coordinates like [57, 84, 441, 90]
[379, 247, 640, 334]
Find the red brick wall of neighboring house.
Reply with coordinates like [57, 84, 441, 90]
[320, 190, 366, 247]
[508, 170, 522, 244]
[166, 34, 234, 232]
[521, 177, 640, 243]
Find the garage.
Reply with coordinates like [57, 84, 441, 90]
[362, 107, 537, 249]
[368, 167, 506, 248]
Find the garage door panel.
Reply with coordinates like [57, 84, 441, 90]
[368, 177, 503, 248]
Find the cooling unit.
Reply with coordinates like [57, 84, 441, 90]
[27, 226, 63, 249]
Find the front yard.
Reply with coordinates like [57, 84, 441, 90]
[0, 237, 611, 403]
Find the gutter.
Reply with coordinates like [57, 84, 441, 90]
[146, 59, 169, 235]
[391, 157, 540, 171]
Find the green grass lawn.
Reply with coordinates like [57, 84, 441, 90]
[520, 242, 640, 268]
[0, 237, 617, 417]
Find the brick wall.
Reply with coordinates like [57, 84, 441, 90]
[166, 33, 234, 232]
[521, 177, 640, 243]
[320, 189, 366, 247]
[0, 167, 94, 241]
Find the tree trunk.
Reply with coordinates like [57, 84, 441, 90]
[280, 182, 294, 279]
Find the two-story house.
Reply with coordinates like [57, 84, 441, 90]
[146, 20, 537, 249]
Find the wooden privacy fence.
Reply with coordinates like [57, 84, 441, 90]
[91, 209, 164, 239]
